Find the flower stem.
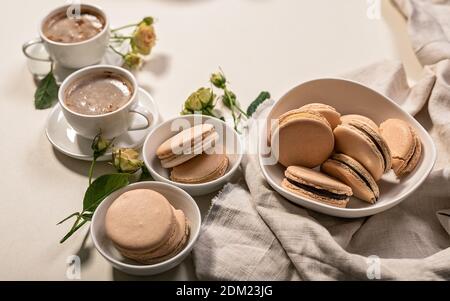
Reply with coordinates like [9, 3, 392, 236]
[88, 157, 97, 185]
[108, 45, 126, 58]
[236, 106, 248, 118]
[59, 216, 87, 243]
[110, 35, 133, 40]
[111, 23, 139, 32]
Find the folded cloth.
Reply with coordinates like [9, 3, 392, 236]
[192, 0, 450, 280]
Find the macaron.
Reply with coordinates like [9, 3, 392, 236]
[380, 119, 422, 177]
[271, 109, 334, 168]
[170, 152, 229, 184]
[334, 119, 392, 181]
[282, 166, 352, 208]
[299, 103, 341, 129]
[341, 114, 379, 133]
[156, 124, 219, 168]
[321, 153, 379, 204]
[105, 189, 190, 264]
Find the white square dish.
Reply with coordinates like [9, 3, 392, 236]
[259, 78, 436, 218]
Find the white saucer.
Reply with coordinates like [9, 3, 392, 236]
[46, 88, 160, 161]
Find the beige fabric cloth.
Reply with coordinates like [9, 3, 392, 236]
[192, 0, 450, 280]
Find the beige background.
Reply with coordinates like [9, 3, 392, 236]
[0, 0, 422, 280]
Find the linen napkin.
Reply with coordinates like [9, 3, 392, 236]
[192, 0, 450, 280]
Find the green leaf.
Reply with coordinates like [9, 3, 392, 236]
[246, 91, 271, 117]
[34, 71, 59, 109]
[82, 173, 129, 212]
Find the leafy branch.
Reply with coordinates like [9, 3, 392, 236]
[57, 132, 148, 243]
[181, 68, 271, 132]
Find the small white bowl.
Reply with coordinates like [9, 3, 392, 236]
[259, 78, 436, 218]
[90, 181, 201, 276]
[143, 115, 243, 196]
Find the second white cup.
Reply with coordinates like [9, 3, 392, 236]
[22, 4, 110, 69]
[59, 65, 153, 139]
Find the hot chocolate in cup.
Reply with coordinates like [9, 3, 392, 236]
[22, 4, 110, 69]
[59, 65, 153, 139]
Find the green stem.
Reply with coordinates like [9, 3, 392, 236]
[59, 218, 88, 244]
[108, 45, 126, 58]
[57, 212, 80, 225]
[204, 106, 218, 118]
[110, 35, 133, 40]
[236, 105, 248, 118]
[88, 157, 97, 185]
[224, 89, 248, 119]
[230, 106, 239, 132]
[111, 23, 139, 32]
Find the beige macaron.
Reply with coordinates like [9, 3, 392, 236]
[271, 109, 334, 168]
[105, 189, 190, 264]
[156, 124, 219, 168]
[282, 165, 352, 208]
[299, 103, 341, 129]
[121, 208, 190, 264]
[334, 119, 392, 181]
[170, 152, 229, 184]
[341, 114, 379, 133]
[380, 119, 422, 177]
[321, 153, 379, 204]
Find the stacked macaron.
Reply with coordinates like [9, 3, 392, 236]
[105, 189, 190, 264]
[156, 124, 229, 184]
[272, 103, 422, 208]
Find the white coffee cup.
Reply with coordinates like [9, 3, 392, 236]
[59, 65, 153, 139]
[22, 4, 110, 69]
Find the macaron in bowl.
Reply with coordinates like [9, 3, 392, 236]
[333, 118, 392, 181]
[259, 78, 436, 218]
[143, 115, 243, 196]
[270, 108, 334, 168]
[321, 153, 379, 204]
[282, 165, 352, 208]
[380, 118, 423, 178]
[90, 181, 201, 276]
[299, 102, 341, 129]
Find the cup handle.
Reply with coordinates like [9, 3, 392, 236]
[128, 103, 153, 131]
[22, 38, 52, 62]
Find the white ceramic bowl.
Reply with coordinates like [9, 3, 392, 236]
[259, 78, 436, 218]
[90, 181, 201, 276]
[143, 115, 243, 196]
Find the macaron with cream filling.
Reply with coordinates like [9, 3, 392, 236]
[170, 152, 229, 184]
[281, 165, 352, 208]
[334, 119, 391, 181]
[321, 153, 379, 204]
[156, 124, 219, 168]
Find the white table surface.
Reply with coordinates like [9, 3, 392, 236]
[0, 0, 422, 280]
